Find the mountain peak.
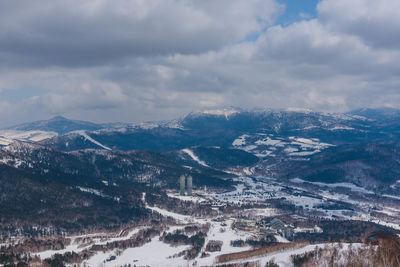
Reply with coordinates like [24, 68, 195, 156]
[285, 107, 314, 114]
[188, 107, 242, 119]
[49, 115, 69, 121]
[202, 108, 241, 117]
[4, 116, 104, 135]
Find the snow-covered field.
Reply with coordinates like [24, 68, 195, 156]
[78, 219, 257, 267]
[290, 178, 374, 194]
[232, 133, 334, 158]
[0, 130, 57, 145]
[35, 228, 145, 260]
[167, 191, 207, 203]
[83, 238, 192, 267]
[195, 219, 256, 266]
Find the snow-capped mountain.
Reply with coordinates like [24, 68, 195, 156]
[29, 107, 397, 153]
[2, 107, 400, 191]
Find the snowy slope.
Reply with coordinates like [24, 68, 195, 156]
[0, 130, 57, 146]
[182, 148, 209, 167]
[74, 130, 111, 150]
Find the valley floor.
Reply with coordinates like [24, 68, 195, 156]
[20, 174, 400, 267]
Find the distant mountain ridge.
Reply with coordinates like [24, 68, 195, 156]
[5, 107, 400, 135]
[348, 107, 400, 120]
[2, 107, 399, 152]
[30, 107, 397, 152]
[4, 115, 105, 134]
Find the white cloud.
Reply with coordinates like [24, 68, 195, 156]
[25, 81, 127, 113]
[318, 0, 400, 49]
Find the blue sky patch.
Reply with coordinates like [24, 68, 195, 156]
[276, 0, 321, 26]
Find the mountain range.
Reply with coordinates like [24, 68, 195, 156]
[1, 107, 400, 234]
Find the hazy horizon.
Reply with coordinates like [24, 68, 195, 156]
[2, 105, 399, 129]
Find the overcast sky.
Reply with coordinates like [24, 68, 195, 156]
[0, 0, 400, 127]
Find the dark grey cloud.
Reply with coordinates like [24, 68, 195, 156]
[0, 0, 280, 68]
[0, 0, 400, 127]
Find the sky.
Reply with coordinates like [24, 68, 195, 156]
[0, 0, 400, 127]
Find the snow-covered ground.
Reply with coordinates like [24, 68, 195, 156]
[83, 237, 192, 267]
[204, 174, 398, 230]
[76, 186, 105, 197]
[167, 192, 207, 203]
[73, 192, 281, 266]
[35, 228, 145, 260]
[147, 205, 195, 223]
[74, 130, 111, 150]
[143, 192, 207, 224]
[232, 134, 249, 146]
[195, 219, 255, 266]
[0, 130, 57, 145]
[232, 133, 334, 158]
[182, 148, 209, 167]
[384, 194, 400, 200]
[290, 178, 374, 194]
[32, 175, 400, 267]
[0, 156, 30, 168]
[80, 219, 258, 267]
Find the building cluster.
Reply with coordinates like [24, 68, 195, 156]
[179, 175, 193, 196]
[233, 217, 323, 241]
[234, 218, 294, 239]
